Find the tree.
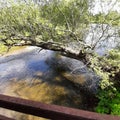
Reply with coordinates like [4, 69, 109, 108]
[0, 0, 119, 62]
[0, 0, 91, 63]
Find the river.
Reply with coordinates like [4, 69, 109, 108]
[0, 46, 99, 120]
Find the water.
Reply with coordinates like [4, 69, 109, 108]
[0, 47, 99, 120]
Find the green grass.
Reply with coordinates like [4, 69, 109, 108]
[0, 44, 8, 55]
[0, 43, 26, 55]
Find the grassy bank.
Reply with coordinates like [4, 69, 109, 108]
[0, 44, 26, 55]
[0, 44, 8, 55]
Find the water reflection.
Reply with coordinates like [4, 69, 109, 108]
[0, 47, 98, 120]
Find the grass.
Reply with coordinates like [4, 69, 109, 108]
[0, 43, 8, 55]
[0, 43, 26, 55]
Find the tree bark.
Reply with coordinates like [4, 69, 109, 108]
[12, 40, 90, 64]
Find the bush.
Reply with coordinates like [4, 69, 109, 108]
[95, 49, 120, 115]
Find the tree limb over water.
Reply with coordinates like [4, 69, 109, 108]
[1, 36, 90, 64]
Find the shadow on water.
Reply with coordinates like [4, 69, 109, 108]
[0, 47, 99, 120]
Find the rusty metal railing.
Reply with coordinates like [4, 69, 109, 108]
[0, 94, 120, 120]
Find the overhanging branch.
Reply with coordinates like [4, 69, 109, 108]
[11, 40, 89, 64]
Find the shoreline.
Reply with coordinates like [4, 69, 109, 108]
[0, 46, 38, 57]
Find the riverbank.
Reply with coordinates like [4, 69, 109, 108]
[0, 45, 39, 57]
[0, 44, 26, 56]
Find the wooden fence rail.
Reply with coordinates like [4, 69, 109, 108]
[0, 94, 120, 120]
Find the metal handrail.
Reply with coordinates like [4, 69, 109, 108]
[0, 94, 120, 120]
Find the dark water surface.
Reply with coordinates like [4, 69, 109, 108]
[0, 47, 99, 120]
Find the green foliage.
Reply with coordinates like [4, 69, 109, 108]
[96, 89, 120, 115]
[41, 0, 89, 31]
[90, 11, 120, 26]
[0, 0, 90, 46]
[90, 55, 112, 90]
[95, 49, 120, 115]
[0, 3, 42, 36]
[108, 49, 120, 61]
[0, 43, 7, 54]
[0, 1, 62, 44]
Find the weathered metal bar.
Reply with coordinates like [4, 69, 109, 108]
[0, 115, 15, 120]
[0, 94, 120, 120]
